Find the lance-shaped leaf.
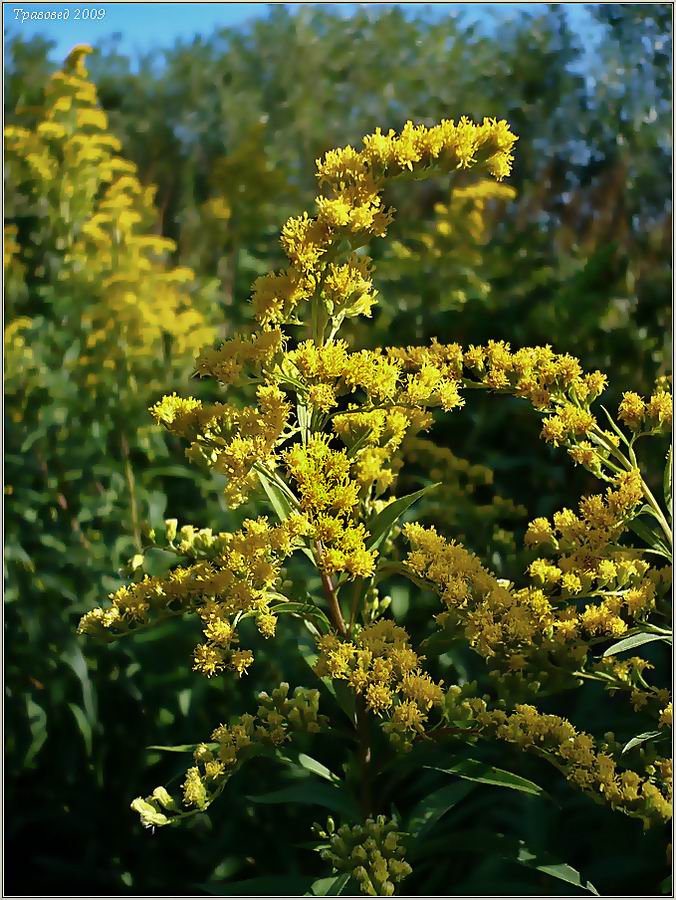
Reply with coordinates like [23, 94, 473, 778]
[514, 840, 599, 895]
[305, 873, 353, 896]
[407, 780, 476, 844]
[246, 779, 358, 818]
[664, 446, 672, 511]
[603, 631, 672, 657]
[147, 742, 219, 753]
[428, 758, 546, 797]
[366, 483, 440, 552]
[143, 547, 187, 577]
[622, 730, 665, 754]
[257, 468, 296, 521]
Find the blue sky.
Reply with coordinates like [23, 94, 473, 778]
[4, 2, 599, 61]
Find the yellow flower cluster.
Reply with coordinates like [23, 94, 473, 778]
[318, 815, 412, 897]
[465, 699, 672, 827]
[4, 315, 36, 394]
[284, 338, 468, 416]
[132, 683, 324, 827]
[659, 702, 673, 730]
[5, 45, 214, 391]
[524, 469, 652, 609]
[286, 340, 403, 407]
[152, 383, 291, 507]
[194, 328, 283, 385]
[592, 656, 671, 714]
[145, 119, 520, 525]
[78, 516, 309, 676]
[462, 339, 608, 426]
[404, 470, 662, 685]
[316, 620, 443, 746]
[283, 434, 377, 578]
[618, 388, 673, 434]
[231, 118, 515, 331]
[404, 521, 557, 664]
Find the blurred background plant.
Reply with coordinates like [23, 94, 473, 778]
[4, 4, 671, 895]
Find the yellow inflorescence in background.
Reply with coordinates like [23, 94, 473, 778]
[4, 44, 215, 393]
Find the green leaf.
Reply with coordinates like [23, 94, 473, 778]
[143, 547, 185, 577]
[257, 468, 295, 522]
[40, 534, 68, 552]
[201, 875, 315, 895]
[298, 638, 355, 723]
[147, 742, 218, 753]
[366, 483, 439, 552]
[271, 599, 331, 630]
[332, 681, 357, 724]
[24, 696, 47, 767]
[603, 632, 671, 657]
[626, 513, 671, 556]
[257, 470, 315, 562]
[145, 490, 168, 531]
[297, 752, 341, 784]
[407, 780, 475, 841]
[306, 873, 352, 896]
[246, 780, 358, 817]
[68, 703, 93, 756]
[622, 730, 664, 754]
[514, 841, 599, 895]
[429, 759, 545, 797]
[664, 446, 672, 511]
[61, 641, 97, 722]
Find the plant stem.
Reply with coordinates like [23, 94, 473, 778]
[316, 548, 372, 814]
[120, 432, 141, 551]
[592, 425, 673, 545]
[348, 578, 363, 634]
[640, 478, 673, 546]
[355, 696, 373, 817]
[316, 543, 348, 637]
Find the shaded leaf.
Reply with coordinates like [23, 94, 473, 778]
[257, 468, 295, 522]
[61, 641, 97, 722]
[297, 752, 340, 784]
[257, 469, 315, 562]
[271, 600, 331, 630]
[298, 638, 355, 723]
[143, 547, 185, 577]
[147, 742, 218, 753]
[201, 875, 315, 895]
[24, 696, 47, 767]
[68, 703, 93, 757]
[306, 873, 352, 896]
[627, 515, 671, 556]
[246, 780, 358, 817]
[407, 780, 475, 842]
[515, 842, 599, 895]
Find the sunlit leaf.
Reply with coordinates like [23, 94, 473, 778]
[429, 759, 546, 797]
[603, 632, 671, 657]
[366, 484, 440, 552]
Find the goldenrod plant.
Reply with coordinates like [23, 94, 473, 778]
[4, 45, 224, 841]
[80, 115, 671, 895]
